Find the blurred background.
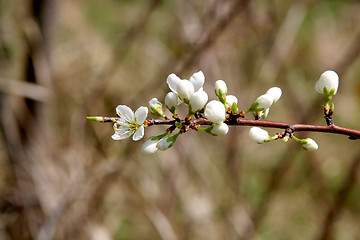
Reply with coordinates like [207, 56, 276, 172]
[1, 0, 360, 239]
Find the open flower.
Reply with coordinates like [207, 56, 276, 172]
[166, 71, 205, 101]
[112, 105, 148, 141]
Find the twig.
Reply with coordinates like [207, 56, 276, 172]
[97, 117, 360, 140]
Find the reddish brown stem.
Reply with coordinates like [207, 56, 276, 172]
[101, 117, 360, 140]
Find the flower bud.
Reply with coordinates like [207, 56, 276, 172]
[215, 80, 227, 103]
[165, 92, 178, 113]
[255, 94, 273, 110]
[148, 98, 164, 117]
[226, 95, 238, 108]
[157, 134, 179, 150]
[302, 138, 318, 151]
[204, 100, 226, 123]
[266, 87, 282, 103]
[211, 123, 229, 136]
[190, 91, 208, 112]
[177, 80, 195, 101]
[142, 138, 159, 154]
[315, 70, 339, 96]
[249, 127, 270, 144]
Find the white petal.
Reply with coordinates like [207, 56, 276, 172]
[318, 70, 339, 95]
[266, 87, 282, 103]
[132, 125, 144, 141]
[256, 94, 273, 109]
[303, 138, 318, 151]
[114, 125, 130, 133]
[225, 95, 238, 108]
[177, 80, 195, 100]
[204, 100, 226, 123]
[190, 90, 208, 111]
[111, 132, 132, 140]
[211, 123, 229, 136]
[157, 137, 172, 150]
[135, 106, 148, 124]
[165, 92, 179, 109]
[166, 73, 181, 94]
[141, 138, 159, 154]
[249, 127, 269, 144]
[116, 105, 135, 122]
[189, 70, 205, 92]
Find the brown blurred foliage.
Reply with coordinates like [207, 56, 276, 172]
[0, 0, 360, 239]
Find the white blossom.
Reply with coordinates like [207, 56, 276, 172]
[148, 98, 164, 117]
[156, 134, 179, 150]
[141, 138, 159, 154]
[302, 138, 318, 151]
[266, 87, 282, 103]
[225, 95, 238, 108]
[211, 123, 229, 136]
[165, 92, 178, 112]
[166, 71, 205, 101]
[215, 80, 227, 103]
[190, 90, 208, 112]
[112, 105, 148, 141]
[189, 70, 205, 92]
[204, 100, 226, 123]
[215, 80, 227, 95]
[248, 127, 270, 144]
[255, 94, 273, 110]
[315, 70, 339, 96]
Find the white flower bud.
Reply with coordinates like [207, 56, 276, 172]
[215, 80, 227, 103]
[165, 92, 178, 112]
[255, 94, 273, 110]
[266, 87, 282, 103]
[142, 138, 159, 154]
[148, 98, 164, 117]
[211, 123, 229, 136]
[302, 138, 318, 151]
[204, 100, 226, 123]
[315, 70, 339, 96]
[190, 91, 208, 112]
[157, 134, 179, 150]
[177, 80, 195, 100]
[225, 95, 238, 108]
[249, 127, 270, 144]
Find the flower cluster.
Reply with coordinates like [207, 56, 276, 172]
[87, 70, 343, 154]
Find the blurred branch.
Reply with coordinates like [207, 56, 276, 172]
[0, 77, 52, 102]
[316, 149, 360, 240]
[176, 0, 250, 72]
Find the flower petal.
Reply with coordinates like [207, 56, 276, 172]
[135, 106, 148, 124]
[111, 131, 132, 140]
[189, 70, 205, 92]
[132, 125, 144, 141]
[141, 138, 159, 154]
[166, 73, 181, 94]
[116, 105, 134, 122]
